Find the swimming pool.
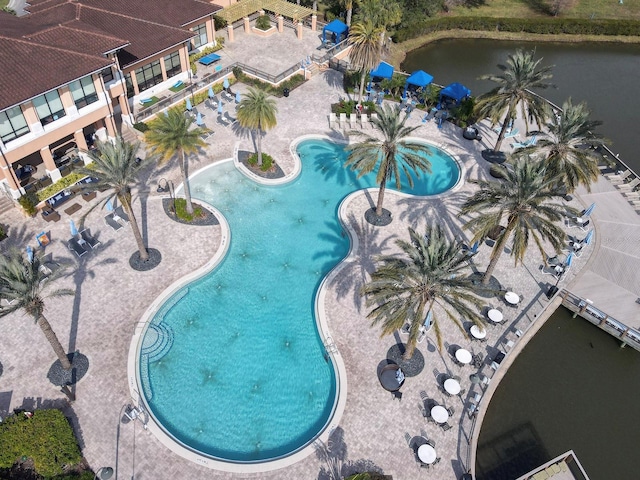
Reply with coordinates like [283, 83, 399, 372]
[136, 138, 461, 466]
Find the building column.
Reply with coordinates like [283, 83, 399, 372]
[297, 21, 303, 39]
[0, 164, 21, 196]
[41, 146, 61, 182]
[227, 24, 234, 43]
[59, 86, 78, 117]
[244, 17, 250, 33]
[159, 56, 168, 82]
[118, 94, 134, 126]
[206, 18, 215, 45]
[104, 115, 117, 139]
[277, 15, 283, 33]
[311, 14, 317, 31]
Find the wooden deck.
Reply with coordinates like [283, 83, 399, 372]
[565, 176, 640, 331]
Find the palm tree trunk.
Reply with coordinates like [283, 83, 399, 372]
[120, 194, 149, 261]
[179, 149, 194, 215]
[493, 109, 514, 152]
[375, 182, 387, 217]
[357, 71, 367, 106]
[402, 298, 428, 360]
[256, 129, 263, 166]
[346, 7, 352, 26]
[37, 314, 72, 370]
[482, 223, 514, 285]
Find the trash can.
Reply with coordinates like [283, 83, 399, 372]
[283, 88, 290, 97]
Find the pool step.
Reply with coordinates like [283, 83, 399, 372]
[141, 323, 175, 363]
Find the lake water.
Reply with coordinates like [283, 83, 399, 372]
[402, 39, 640, 174]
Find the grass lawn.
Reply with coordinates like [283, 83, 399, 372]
[169, 83, 186, 93]
[0, 0, 10, 9]
[140, 96, 160, 108]
[449, 0, 640, 20]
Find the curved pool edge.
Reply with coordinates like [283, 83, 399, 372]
[233, 141, 303, 186]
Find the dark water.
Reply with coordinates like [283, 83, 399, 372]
[402, 39, 640, 173]
[475, 307, 640, 480]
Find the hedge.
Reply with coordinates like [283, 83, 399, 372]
[0, 410, 83, 477]
[36, 172, 86, 201]
[393, 17, 640, 43]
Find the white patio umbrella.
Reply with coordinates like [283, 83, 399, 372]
[584, 229, 594, 245]
[196, 112, 204, 126]
[69, 219, 78, 237]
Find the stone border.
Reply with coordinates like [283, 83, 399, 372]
[234, 142, 302, 185]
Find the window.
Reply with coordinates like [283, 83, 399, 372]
[164, 52, 182, 78]
[0, 106, 30, 143]
[124, 73, 135, 98]
[135, 60, 163, 93]
[191, 23, 207, 48]
[101, 67, 114, 83]
[33, 90, 65, 126]
[69, 76, 99, 109]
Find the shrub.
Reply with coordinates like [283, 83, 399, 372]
[172, 198, 205, 222]
[213, 15, 227, 30]
[234, 70, 305, 97]
[256, 14, 271, 31]
[18, 193, 37, 216]
[0, 410, 83, 477]
[133, 122, 149, 132]
[36, 172, 86, 201]
[247, 152, 274, 171]
[0, 224, 7, 240]
[189, 44, 225, 74]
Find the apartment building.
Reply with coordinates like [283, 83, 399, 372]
[0, 0, 221, 199]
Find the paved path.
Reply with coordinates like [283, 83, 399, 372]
[0, 70, 630, 479]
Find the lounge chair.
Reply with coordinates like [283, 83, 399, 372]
[617, 177, 640, 192]
[224, 111, 237, 124]
[80, 229, 101, 249]
[339, 113, 347, 128]
[329, 113, 337, 129]
[504, 128, 519, 138]
[417, 326, 427, 343]
[68, 238, 88, 258]
[606, 169, 632, 184]
[104, 213, 124, 232]
[217, 114, 230, 127]
[206, 98, 218, 110]
[114, 206, 130, 224]
[349, 113, 357, 129]
[400, 323, 410, 335]
[511, 134, 537, 149]
[360, 113, 369, 129]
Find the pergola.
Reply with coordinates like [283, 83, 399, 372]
[217, 0, 315, 24]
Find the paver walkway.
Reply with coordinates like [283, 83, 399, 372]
[0, 69, 626, 480]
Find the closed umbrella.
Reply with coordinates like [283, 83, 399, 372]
[196, 112, 204, 126]
[223, 77, 229, 90]
[69, 219, 78, 237]
[235, 91, 241, 104]
[565, 252, 574, 267]
[186, 98, 193, 111]
[217, 102, 223, 114]
[26, 246, 34, 263]
[106, 199, 114, 212]
[584, 229, 594, 245]
[423, 310, 432, 328]
[208, 86, 214, 99]
[582, 203, 596, 218]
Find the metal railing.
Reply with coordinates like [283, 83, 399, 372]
[311, 39, 349, 64]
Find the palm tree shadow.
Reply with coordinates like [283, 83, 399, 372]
[315, 426, 385, 480]
[330, 212, 397, 312]
[322, 68, 345, 90]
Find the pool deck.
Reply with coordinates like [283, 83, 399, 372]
[1, 69, 639, 479]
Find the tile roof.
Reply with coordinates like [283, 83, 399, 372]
[24, 25, 129, 56]
[0, 36, 113, 110]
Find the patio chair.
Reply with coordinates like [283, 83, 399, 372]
[446, 406, 455, 416]
[339, 113, 347, 128]
[480, 375, 490, 388]
[490, 361, 500, 371]
[68, 238, 87, 258]
[440, 422, 452, 431]
[329, 113, 337, 129]
[114, 206, 130, 224]
[510, 134, 537, 150]
[224, 111, 237, 124]
[80, 229, 101, 249]
[370, 113, 378, 123]
[400, 322, 410, 335]
[606, 169, 632, 184]
[616, 177, 640, 191]
[360, 113, 369, 128]
[468, 403, 478, 418]
[349, 113, 357, 129]
[206, 98, 218, 110]
[217, 114, 230, 127]
[505, 339, 515, 351]
[417, 326, 427, 343]
[104, 213, 124, 232]
[504, 128, 519, 138]
[392, 390, 403, 401]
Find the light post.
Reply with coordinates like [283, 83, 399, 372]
[94, 466, 114, 480]
[157, 178, 176, 212]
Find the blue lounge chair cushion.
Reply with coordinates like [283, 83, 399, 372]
[172, 80, 184, 88]
[140, 98, 153, 104]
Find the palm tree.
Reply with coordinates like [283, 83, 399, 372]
[362, 225, 485, 357]
[524, 98, 604, 193]
[460, 157, 568, 285]
[78, 139, 151, 261]
[345, 104, 431, 219]
[236, 87, 278, 167]
[475, 49, 554, 151]
[341, 0, 354, 26]
[354, 0, 402, 48]
[0, 250, 73, 370]
[145, 108, 207, 215]
[348, 21, 383, 106]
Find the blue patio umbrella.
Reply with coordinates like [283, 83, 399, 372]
[186, 98, 193, 111]
[582, 202, 596, 217]
[218, 102, 223, 114]
[424, 310, 433, 328]
[223, 77, 230, 90]
[69, 219, 78, 237]
[565, 252, 574, 267]
[208, 86, 214, 99]
[196, 112, 204, 126]
[584, 229, 594, 245]
[26, 246, 34, 263]
[106, 199, 114, 212]
[235, 91, 241, 104]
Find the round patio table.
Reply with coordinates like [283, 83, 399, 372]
[470, 325, 487, 339]
[378, 364, 404, 392]
[431, 405, 449, 424]
[505, 291, 520, 305]
[488, 309, 504, 323]
[455, 348, 472, 365]
[444, 378, 461, 395]
[418, 444, 437, 464]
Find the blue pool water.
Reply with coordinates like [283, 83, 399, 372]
[139, 138, 460, 462]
